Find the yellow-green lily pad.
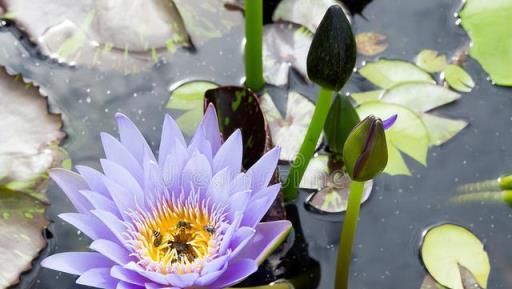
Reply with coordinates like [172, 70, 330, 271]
[358, 59, 434, 89]
[442, 64, 475, 93]
[416, 50, 447, 73]
[420, 224, 490, 289]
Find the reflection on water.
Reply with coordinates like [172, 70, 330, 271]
[1, 0, 512, 289]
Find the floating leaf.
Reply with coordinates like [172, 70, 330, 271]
[459, 0, 512, 86]
[356, 32, 388, 56]
[0, 188, 49, 289]
[263, 23, 312, 86]
[359, 59, 434, 89]
[350, 90, 384, 105]
[166, 81, 219, 136]
[357, 102, 429, 176]
[300, 155, 373, 213]
[381, 82, 460, 113]
[422, 114, 467, 146]
[420, 223, 490, 289]
[415, 50, 447, 73]
[2, 0, 192, 72]
[442, 64, 475, 92]
[420, 275, 446, 289]
[205, 86, 270, 169]
[174, 0, 242, 46]
[272, 0, 349, 33]
[260, 91, 320, 161]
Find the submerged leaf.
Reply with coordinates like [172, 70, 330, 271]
[357, 102, 429, 176]
[459, 0, 512, 86]
[0, 188, 49, 289]
[263, 23, 313, 86]
[356, 32, 388, 56]
[416, 50, 447, 73]
[166, 81, 219, 136]
[272, 0, 349, 33]
[260, 91, 319, 161]
[2, 0, 192, 72]
[359, 59, 434, 89]
[420, 224, 490, 289]
[381, 82, 460, 113]
[442, 64, 475, 93]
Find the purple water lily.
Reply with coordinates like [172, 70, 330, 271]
[42, 105, 292, 289]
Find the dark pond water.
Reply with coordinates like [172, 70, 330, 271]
[2, 0, 512, 289]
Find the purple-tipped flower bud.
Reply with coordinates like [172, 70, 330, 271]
[343, 115, 388, 181]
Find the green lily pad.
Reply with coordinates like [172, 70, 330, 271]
[442, 65, 475, 93]
[357, 102, 429, 176]
[350, 90, 384, 105]
[356, 32, 388, 56]
[166, 81, 219, 136]
[415, 50, 447, 73]
[420, 275, 446, 289]
[420, 224, 490, 289]
[459, 0, 512, 86]
[358, 59, 434, 89]
[422, 114, 467, 146]
[381, 82, 460, 113]
[260, 91, 320, 162]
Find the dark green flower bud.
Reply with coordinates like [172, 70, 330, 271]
[343, 115, 388, 182]
[306, 5, 356, 92]
[324, 94, 360, 154]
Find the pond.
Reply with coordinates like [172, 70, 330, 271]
[1, 0, 511, 289]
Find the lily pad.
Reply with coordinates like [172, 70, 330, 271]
[272, 0, 349, 33]
[358, 59, 434, 89]
[1, 0, 192, 72]
[422, 114, 467, 146]
[442, 64, 475, 93]
[350, 90, 384, 105]
[421, 223, 490, 289]
[381, 82, 460, 113]
[166, 81, 219, 136]
[205, 86, 270, 169]
[0, 188, 49, 289]
[263, 23, 313, 86]
[420, 275, 446, 289]
[259, 91, 320, 162]
[416, 50, 447, 73]
[301, 155, 373, 214]
[459, 0, 512, 86]
[356, 32, 388, 56]
[357, 102, 429, 176]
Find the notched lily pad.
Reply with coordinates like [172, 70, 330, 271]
[416, 50, 448, 73]
[442, 64, 475, 93]
[166, 80, 219, 136]
[459, 0, 512, 86]
[356, 32, 388, 56]
[205, 86, 270, 169]
[263, 23, 313, 86]
[420, 275, 446, 289]
[259, 91, 320, 162]
[359, 59, 434, 89]
[420, 223, 490, 289]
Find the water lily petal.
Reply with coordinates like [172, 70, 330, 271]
[181, 152, 212, 194]
[116, 113, 156, 164]
[117, 281, 145, 289]
[50, 168, 93, 214]
[195, 260, 228, 286]
[159, 114, 186, 167]
[91, 210, 128, 246]
[229, 227, 256, 258]
[166, 273, 199, 288]
[90, 239, 133, 266]
[111, 265, 147, 286]
[213, 129, 242, 175]
[241, 184, 281, 227]
[247, 147, 280, 192]
[76, 268, 118, 288]
[103, 177, 139, 221]
[208, 259, 258, 288]
[125, 262, 170, 285]
[42, 252, 113, 275]
[201, 104, 222, 154]
[235, 220, 292, 264]
[101, 159, 145, 205]
[80, 190, 121, 218]
[60, 213, 115, 241]
[76, 166, 110, 197]
[162, 140, 188, 193]
[208, 168, 231, 205]
[101, 132, 144, 184]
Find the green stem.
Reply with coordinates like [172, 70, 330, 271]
[335, 181, 364, 289]
[283, 87, 334, 202]
[245, 0, 265, 91]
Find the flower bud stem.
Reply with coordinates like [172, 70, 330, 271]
[245, 0, 265, 91]
[283, 87, 334, 201]
[335, 180, 365, 289]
